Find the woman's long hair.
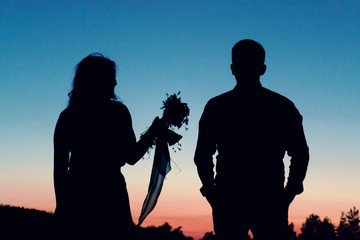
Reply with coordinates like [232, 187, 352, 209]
[68, 53, 118, 107]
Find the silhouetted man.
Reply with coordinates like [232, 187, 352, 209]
[194, 39, 309, 240]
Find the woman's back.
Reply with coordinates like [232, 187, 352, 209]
[62, 101, 135, 174]
[55, 101, 135, 222]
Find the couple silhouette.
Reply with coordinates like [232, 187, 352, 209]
[53, 39, 309, 240]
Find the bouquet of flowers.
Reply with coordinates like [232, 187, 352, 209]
[159, 92, 189, 151]
[138, 92, 189, 226]
[161, 92, 189, 130]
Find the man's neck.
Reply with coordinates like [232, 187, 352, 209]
[234, 77, 262, 92]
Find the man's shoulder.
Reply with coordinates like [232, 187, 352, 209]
[206, 90, 234, 108]
[262, 88, 296, 108]
[262, 88, 302, 119]
[200, 91, 234, 122]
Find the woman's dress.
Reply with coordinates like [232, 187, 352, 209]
[54, 101, 137, 236]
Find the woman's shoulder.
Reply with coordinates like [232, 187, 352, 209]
[58, 107, 71, 120]
[108, 101, 133, 120]
[110, 101, 129, 112]
[60, 101, 132, 121]
[55, 108, 72, 131]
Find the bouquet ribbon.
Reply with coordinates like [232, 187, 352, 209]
[138, 129, 182, 226]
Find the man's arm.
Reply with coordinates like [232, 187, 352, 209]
[285, 105, 310, 196]
[194, 102, 217, 197]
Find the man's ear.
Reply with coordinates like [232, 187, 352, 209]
[259, 64, 267, 76]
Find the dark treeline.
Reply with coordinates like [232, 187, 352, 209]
[296, 207, 360, 240]
[0, 205, 359, 240]
[200, 207, 360, 240]
[0, 205, 193, 240]
[0, 204, 53, 239]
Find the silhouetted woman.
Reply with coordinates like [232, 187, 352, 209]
[53, 53, 159, 238]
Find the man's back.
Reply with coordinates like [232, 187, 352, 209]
[195, 84, 308, 196]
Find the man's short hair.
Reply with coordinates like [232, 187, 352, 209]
[232, 39, 265, 66]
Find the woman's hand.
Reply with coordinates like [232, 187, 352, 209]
[148, 117, 166, 138]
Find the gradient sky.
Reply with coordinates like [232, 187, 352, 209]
[1, 1, 359, 239]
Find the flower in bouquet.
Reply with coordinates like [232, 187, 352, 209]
[161, 91, 190, 131]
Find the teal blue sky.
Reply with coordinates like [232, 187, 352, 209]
[1, 1, 359, 238]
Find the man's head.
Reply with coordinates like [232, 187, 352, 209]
[231, 39, 266, 81]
